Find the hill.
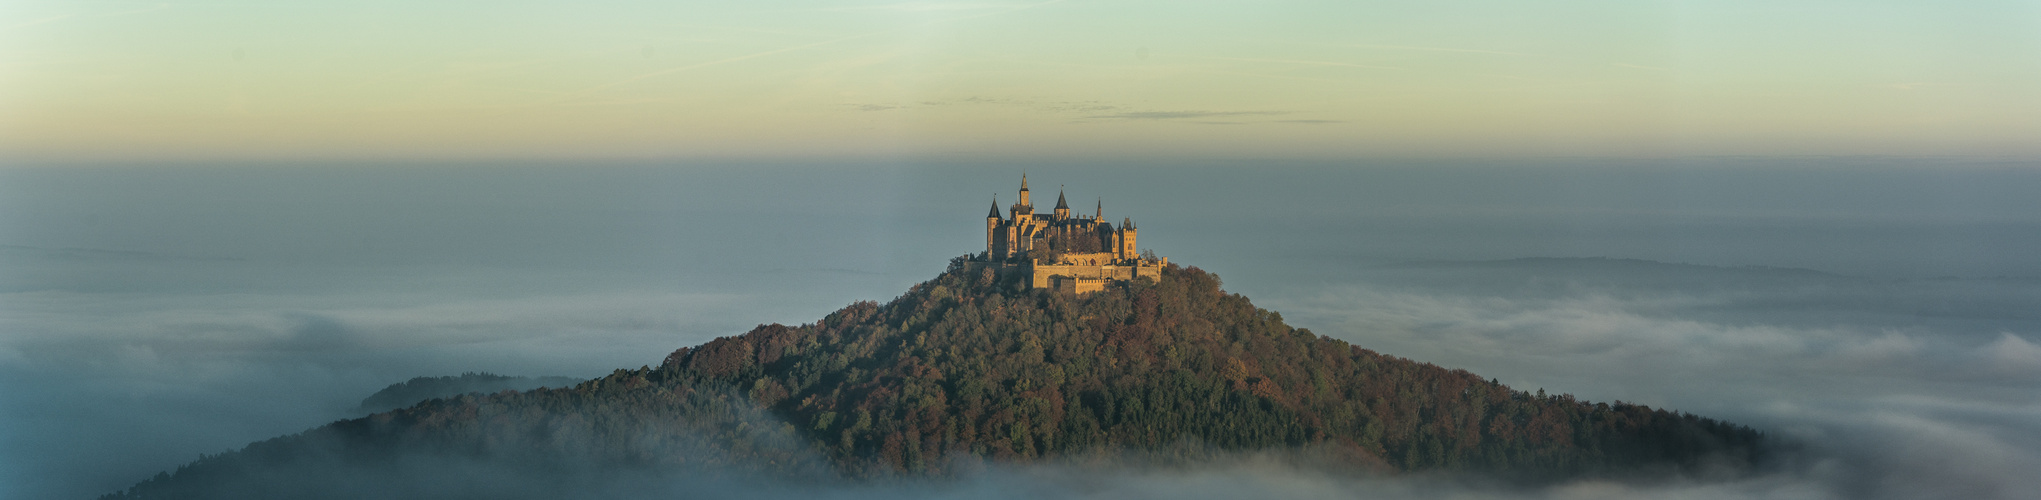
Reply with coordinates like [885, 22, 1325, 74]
[103, 262, 1764, 499]
[355, 373, 585, 413]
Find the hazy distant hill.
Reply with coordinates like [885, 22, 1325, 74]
[1390, 256, 1837, 274]
[355, 373, 585, 414]
[1376, 257, 1849, 291]
[104, 263, 1764, 499]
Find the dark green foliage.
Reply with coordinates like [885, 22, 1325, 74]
[356, 372, 584, 413]
[106, 371, 833, 499]
[663, 264, 1765, 477]
[107, 264, 1764, 498]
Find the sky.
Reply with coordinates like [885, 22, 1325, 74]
[4, 0, 2040, 160]
[2, 1, 2040, 499]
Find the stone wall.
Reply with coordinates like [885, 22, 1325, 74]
[1028, 261, 1164, 289]
[1057, 252, 1118, 266]
[1050, 275, 1107, 294]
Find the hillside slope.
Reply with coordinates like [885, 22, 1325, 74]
[105, 263, 1763, 499]
[356, 372, 585, 413]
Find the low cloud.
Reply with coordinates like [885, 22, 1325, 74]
[0, 286, 770, 499]
[16, 257, 2039, 499]
[10, 160, 2039, 500]
[845, 96, 1122, 114]
[1260, 262, 2041, 500]
[1982, 332, 2041, 375]
[841, 97, 1317, 125]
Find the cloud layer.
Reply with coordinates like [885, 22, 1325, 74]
[6, 164, 2038, 499]
[1262, 262, 2041, 500]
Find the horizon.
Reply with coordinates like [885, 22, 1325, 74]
[4, 1, 2040, 499]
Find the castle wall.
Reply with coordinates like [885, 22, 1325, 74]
[1050, 275, 1106, 294]
[1028, 261, 1164, 289]
[1058, 252, 1117, 266]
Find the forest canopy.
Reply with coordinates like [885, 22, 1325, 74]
[105, 264, 1766, 499]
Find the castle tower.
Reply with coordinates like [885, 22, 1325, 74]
[1119, 217, 1138, 258]
[986, 196, 1002, 258]
[1010, 174, 1034, 224]
[1053, 187, 1070, 220]
[1017, 175, 1032, 209]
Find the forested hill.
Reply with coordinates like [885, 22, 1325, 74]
[356, 372, 584, 413]
[105, 263, 1764, 499]
[662, 262, 1763, 475]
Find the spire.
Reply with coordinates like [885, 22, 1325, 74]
[1016, 174, 1032, 209]
[1055, 186, 1069, 210]
[988, 195, 1001, 219]
[1095, 198, 1102, 219]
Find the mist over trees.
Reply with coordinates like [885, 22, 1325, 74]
[353, 373, 583, 412]
[105, 265, 1764, 499]
[666, 263, 1764, 476]
[355, 373, 584, 413]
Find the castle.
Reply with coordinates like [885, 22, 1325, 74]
[973, 175, 1166, 294]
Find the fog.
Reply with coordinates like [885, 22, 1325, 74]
[2, 159, 2036, 499]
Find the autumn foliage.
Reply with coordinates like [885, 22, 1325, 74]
[106, 264, 1764, 499]
[659, 264, 1763, 476]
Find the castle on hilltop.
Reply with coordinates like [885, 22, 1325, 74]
[970, 175, 1166, 294]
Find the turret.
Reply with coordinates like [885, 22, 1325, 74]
[986, 196, 1002, 259]
[1017, 174, 1032, 208]
[1119, 217, 1138, 259]
[1053, 187, 1070, 220]
[1010, 174, 1034, 221]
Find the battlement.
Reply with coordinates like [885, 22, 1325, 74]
[978, 176, 1165, 293]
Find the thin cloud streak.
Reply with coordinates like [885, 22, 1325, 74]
[1339, 43, 1534, 56]
[553, 32, 888, 103]
[551, 0, 1072, 106]
[0, 14, 75, 31]
[1084, 110, 1288, 121]
[1612, 63, 1672, 73]
[1202, 55, 1405, 71]
[0, 3, 171, 32]
[788, 2, 1043, 13]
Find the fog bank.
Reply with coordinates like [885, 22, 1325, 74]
[3, 159, 2035, 499]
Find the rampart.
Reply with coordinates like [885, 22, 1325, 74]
[1028, 259, 1166, 289]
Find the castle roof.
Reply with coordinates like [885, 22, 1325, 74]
[1055, 189, 1069, 210]
[988, 197, 1001, 219]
